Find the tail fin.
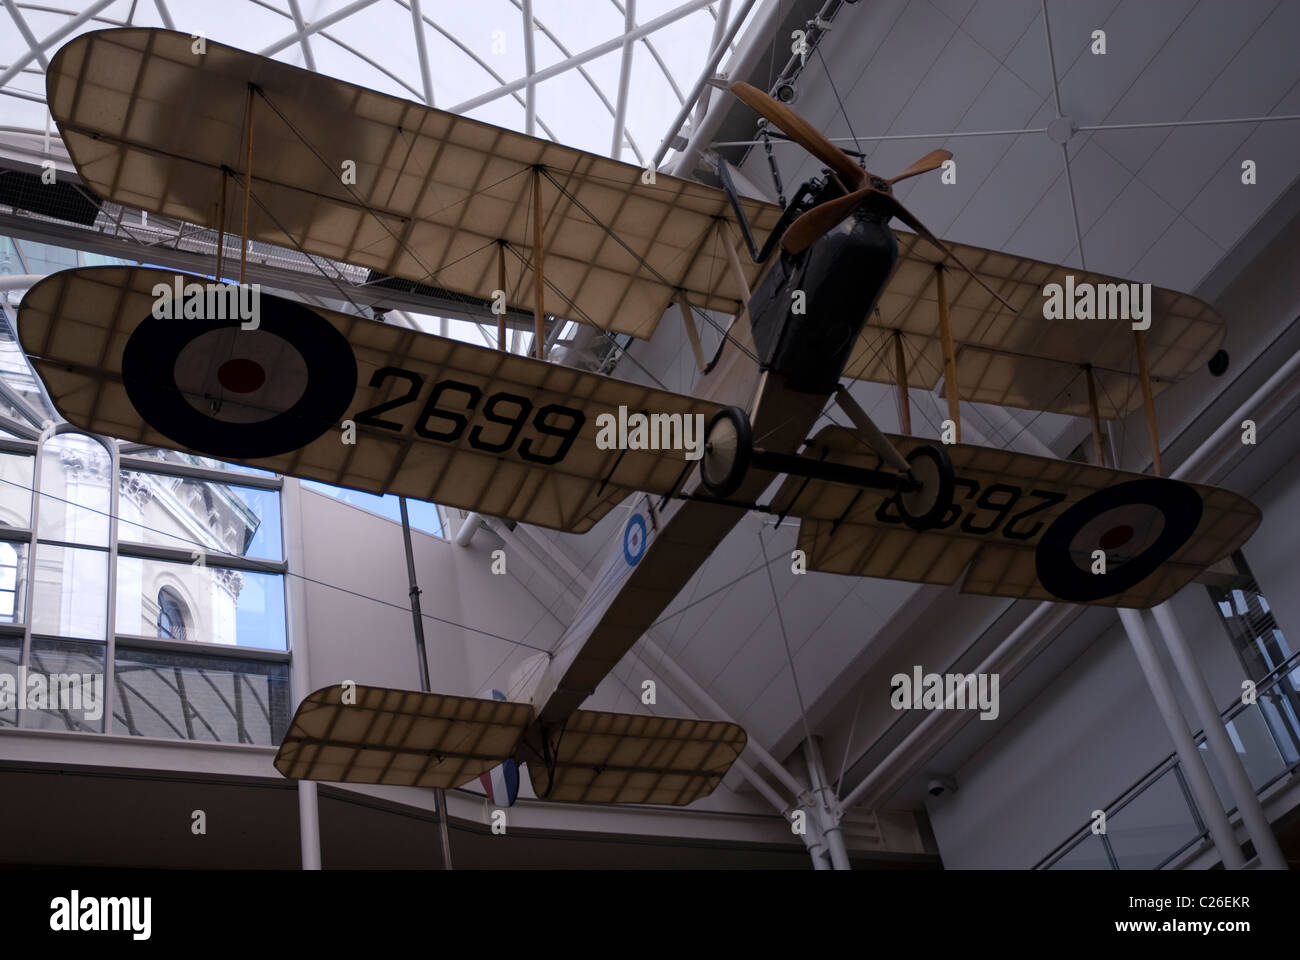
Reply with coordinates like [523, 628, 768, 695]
[477, 691, 521, 807]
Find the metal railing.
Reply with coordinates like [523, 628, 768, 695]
[1036, 650, 1300, 869]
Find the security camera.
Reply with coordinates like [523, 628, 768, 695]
[927, 776, 957, 798]
[775, 81, 797, 104]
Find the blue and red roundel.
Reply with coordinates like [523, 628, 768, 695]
[478, 690, 520, 807]
[623, 513, 648, 566]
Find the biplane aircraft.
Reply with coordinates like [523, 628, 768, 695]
[17, 29, 1259, 806]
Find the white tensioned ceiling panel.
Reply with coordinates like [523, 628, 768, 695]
[748, 0, 1300, 296]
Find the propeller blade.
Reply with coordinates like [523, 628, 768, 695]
[884, 196, 1018, 315]
[781, 186, 876, 255]
[888, 149, 953, 185]
[730, 81, 865, 189]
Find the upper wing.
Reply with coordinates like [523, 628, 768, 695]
[844, 232, 1225, 419]
[772, 427, 1259, 609]
[18, 266, 720, 533]
[47, 27, 781, 341]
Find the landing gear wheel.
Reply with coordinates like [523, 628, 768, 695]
[700, 406, 752, 499]
[898, 443, 955, 531]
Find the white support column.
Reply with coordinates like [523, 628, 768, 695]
[1150, 604, 1289, 869]
[804, 737, 850, 870]
[283, 478, 322, 870]
[1116, 607, 1245, 869]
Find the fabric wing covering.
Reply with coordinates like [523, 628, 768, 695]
[18, 266, 721, 533]
[47, 27, 782, 341]
[274, 685, 534, 790]
[771, 427, 1259, 609]
[527, 710, 747, 805]
[275, 686, 746, 805]
[844, 232, 1225, 419]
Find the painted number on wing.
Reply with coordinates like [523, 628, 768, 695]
[876, 479, 1066, 541]
[352, 366, 586, 465]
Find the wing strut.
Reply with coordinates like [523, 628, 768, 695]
[496, 240, 508, 351]
[1082, 365, 1108, 467]
[240, 84, 255, 285]
[531, 167, 547, 360]
[833, 386, 911, 475]
[935, 264, 961, 442]
[678, 291, 707, 374]
[892, 330, 911, 434]
[1134, 330, 1163, 476]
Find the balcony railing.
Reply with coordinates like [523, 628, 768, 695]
[1036, 650, 1300, 869]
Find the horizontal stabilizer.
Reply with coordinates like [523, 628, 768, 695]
[526, 710, 746, 806]
[275, 684, 533, 789]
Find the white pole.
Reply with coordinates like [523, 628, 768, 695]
[283, 479, 322, 869]
[1117, 608, 1245, 868]
[805, 738, 851, 870]
[1150, 604, 1288, 869]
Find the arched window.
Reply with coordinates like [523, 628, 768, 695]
[0, 541, 17, 620]
[157, 587, 188, 641]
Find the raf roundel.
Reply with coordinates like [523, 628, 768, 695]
[1034, 478, 1203, 603]
[121, 290, 358, 460]
[623, 513, 648, 566]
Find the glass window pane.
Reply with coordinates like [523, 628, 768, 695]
[1046, 833, 1112, 870]
[32, 544, 106, 641]
[301, 480, 443, 537]
[24, 638, 106, 733]
[1105, 768, 1202, 869]
[0, 451, 34, 527]
[0, 540, 28, 623]
[0, 635, 19, 728]
[37, 434, 110, 546]
[119, 470, 282, 561]
[112, 646, 290, 745]
[116, 556, 286, 650]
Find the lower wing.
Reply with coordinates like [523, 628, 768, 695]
[771, 427, 1259, 609]
[18, 266, 720, 533]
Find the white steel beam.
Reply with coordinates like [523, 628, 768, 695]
[0, 0, 117, 89]
[3, 0, 50, 71]
[521, 0, 537, 136]
[287, 0, 317, 71]
[452, 0, 717, 114]
[259, 0, 383, 57]
[609, 0, 636, 158]
[652, 0, 759, 167]
[410, 0, 433, 104]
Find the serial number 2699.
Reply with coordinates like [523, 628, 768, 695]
[352, 366, 586, 466]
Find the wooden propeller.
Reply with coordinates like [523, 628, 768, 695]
[730, 81, 864, 189]
[730, 83, 1013, 313]
[888, 148, 952, 184]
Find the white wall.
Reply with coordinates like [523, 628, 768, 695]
[293, 489, 566, 700]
